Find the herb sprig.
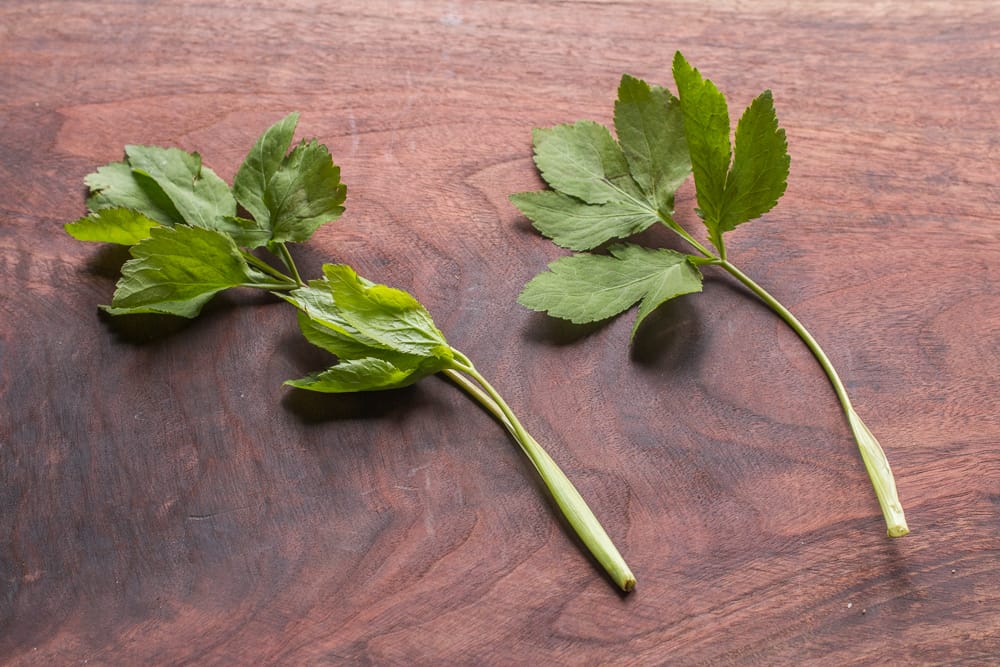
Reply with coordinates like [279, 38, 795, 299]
[512, 52, 908, 538]
[67, 114, 636, 591]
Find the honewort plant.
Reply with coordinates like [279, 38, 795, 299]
[512, 52, 908, 538]
[66, 114, 636, 591]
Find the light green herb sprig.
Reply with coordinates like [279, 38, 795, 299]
[67, 114, 636, 591]
[512, 52, 908, 538]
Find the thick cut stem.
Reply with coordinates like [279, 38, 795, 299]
[442, 359, 636, 592]
[718, 260, 908, 537]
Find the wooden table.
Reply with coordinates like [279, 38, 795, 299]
[2, 1, 998, 663]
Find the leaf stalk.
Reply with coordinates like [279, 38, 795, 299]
[443, 354, 637, 592]
[717, 259, 908, 537]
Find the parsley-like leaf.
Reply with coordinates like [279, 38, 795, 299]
[671, 51, 732, 249]
[65, 207, 160, 245]
[106, 225, 267, 317]
[233, 114, 346, 248]
[514, 54, 908, 540]
[718, 91, 790, 231]
[532, 121, 644, 205]
[518, 244, 703, 338]
[67, 114, 638, 592]
[613, 74, 690, 215]
[509, 190, 658, 251]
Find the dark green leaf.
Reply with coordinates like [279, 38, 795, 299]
[532, 121, 644, 205]
[518, 244, 703, 339]
[509, 190, 658, 251]
[64, 207, 160, 245]
[614, 74, 690, 213]
[672, 51, 732, 247]
[718, 91, 789, 231]
[233, 112, 300, 233]
[106, 225, 264, 317]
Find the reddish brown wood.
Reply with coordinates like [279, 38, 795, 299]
[1, 1, 998, 663]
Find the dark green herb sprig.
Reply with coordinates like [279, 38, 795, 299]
[66, 114, 636, 591]
[511, 52, 908, 538]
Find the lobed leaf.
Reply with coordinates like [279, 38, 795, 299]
[614, 74, 691, 214]
[518, 244, 703, 339]
[532, 121, 644, 205]
[106, 225, 265, 317]
[233, 112, 300, 233]
[509, 190, 658, 251]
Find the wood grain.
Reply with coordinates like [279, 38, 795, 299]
[2, 1, 998, 664]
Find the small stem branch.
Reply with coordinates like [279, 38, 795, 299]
[242, 251, 296, 285]
[718, 260, 908, 537]
[443, 354, 636, 592]
[277, 243, 305, 287]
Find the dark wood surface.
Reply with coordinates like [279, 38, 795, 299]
[2, 1, 998, 664]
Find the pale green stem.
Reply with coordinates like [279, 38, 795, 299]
[277, 242, 305, 287]
[718, 260, 908, 538]
[443, 355, 637, 592]
[241, 250, 297, 285]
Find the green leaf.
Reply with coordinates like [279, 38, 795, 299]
[285, 357, 422, 393]
[284, 284, 402, 359]
[718, 91, 789, 231]
[231, 125, 347, 248]
[518, 244, 703, 339]
[65, 207, 160, 245]
[265, 139, 346, 245]
[532, 121, 644, 205]
[106, 225, 264, 317]
[613, 74, 691, 214]
[233, 112, 300, 233]
[672, 51, 732, 247]
[295, 310, 397, 361]
[321, 264, 452, 359]
[124, 145, 242, 237]
[284, 272, 453, 393]
[85, 161, 184, 226]
[509, 190, 658, 251]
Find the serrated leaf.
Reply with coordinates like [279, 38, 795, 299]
[284, 283, 404, 359]
[85, 161, 184, 226]
[718, 91, 789, 231]
[322, 264, 451, 359]
[614, 74, 691, 213]
[64, 207, 160, 245]
[509, 190, 658, 251]
[672, 51, 732, 248]
[518, 244, 702, 340]
[108, 225, 263, 317]
[233, 112, 300, 233]
[532, 121, 644, 205]
[262, 139, 346, 245]
[124, 145, 243, 237]
[285, 357, 421, 393]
